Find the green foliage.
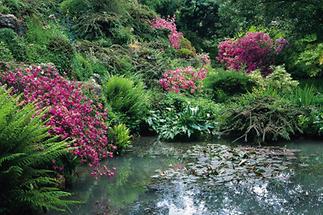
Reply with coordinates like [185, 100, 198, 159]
[26, 18, 74, 75]
[223, 91, 304, 143]
[110, 124, 132, 151]
[204, 69, 257, 102]
[104, 76, 150, 131]
[287, 86, 323, 107]
[285, 34, 323, 78]
[72, 53, 94, 81]
[295, 43, 323, 77]
[76, 39, 177, 86]
[46, 36, 74, 74]
[250, 65, 299, 92]
[147, 93, 222, 140]
[315, 110, 323, 134]
[61, 0, 154, 40]
[0, 28, 26, 62]
[0, 41, 14, 62]
[111, 26, 135, 45]
[0, 87, 75, 214]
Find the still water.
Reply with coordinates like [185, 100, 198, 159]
[60, 137, 323, 215]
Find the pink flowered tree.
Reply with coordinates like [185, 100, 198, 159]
[1, 65, 115, 177]
[151, 16, 183, 49]
[217, 32, 288, 75]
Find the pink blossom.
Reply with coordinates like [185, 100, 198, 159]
[217, 32, 287, 75]
[151, 16, 183, 49]
[159, 66, 208, 94]
[1, 65, 115, 177]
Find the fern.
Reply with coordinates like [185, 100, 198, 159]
[0, 87, 77, 214]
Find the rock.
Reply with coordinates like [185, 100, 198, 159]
[0, 13, 24, 33]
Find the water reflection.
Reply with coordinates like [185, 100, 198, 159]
[56, 138, 323, 215]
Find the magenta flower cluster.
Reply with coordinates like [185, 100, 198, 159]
[159, 66, 208, 94]
[151, 16, 183, 49]
[217, 32, 287, 74]
[1, 65, 115, 177]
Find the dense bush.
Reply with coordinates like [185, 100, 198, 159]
[0, 86, 75, 214]
[26, 19, 74, 75]
[250, 65, 299, 92]
[61, 0, 154, 40]
[204, 69, 256, 102]
[1, 65, 115, 177]
[160, 66, 208, 94]
[0, 41, 14, 62]
[147, 93, 222, 140]
[104, 76, 150, 132]
[284, 35, 323, 78]
[0, 28, 26, 62]
[222, 92, 304, 143]
[217, 32, 287, 74]
[151, 16, 183, 49]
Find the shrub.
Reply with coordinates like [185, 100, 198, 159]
[0, 28, 26, 62]
[159, 66, 208, 94]
[109, 124, 132, 151]
[285, 34, 323, 78]
[26, 19, 74, 75]
[151, 16, 183, 49]
[295, 43, 323, 77]
[250, 65, 299, 92]
[217, 32, 287, 74]
[46, 36, 74, 75]
[0, 41, 14, 62]
[147, 93, 222, 140]
[0, 86, 75, 214]
[1, 65, 115, 177]
[204, 69, 256, 102]
[222, 92, 304, 143]
[177, 48, 195, 58]
[104, 76, 150, 132]
[72, 53, 94, 81]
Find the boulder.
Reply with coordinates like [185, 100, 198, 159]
[0, 14, 19, 30]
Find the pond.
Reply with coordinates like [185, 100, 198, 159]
[58, 137, 323, 215]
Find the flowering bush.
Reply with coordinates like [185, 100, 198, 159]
[217, 32, 287, 74]
[159, 66, 208, 94]
[151, 16, 183, 49]
[1, 65, 115, 177]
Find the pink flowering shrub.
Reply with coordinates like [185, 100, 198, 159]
[217, 32, 288, 74]
[151, 16, 183, 49]
[159, 66, 208, 94]
[1, 65, 115, 177]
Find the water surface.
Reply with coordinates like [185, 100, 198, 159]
[61, 138, 323, 215]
